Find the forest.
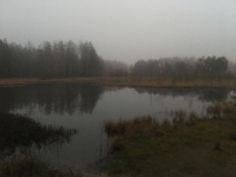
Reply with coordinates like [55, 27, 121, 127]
[0, 38, 234, 80]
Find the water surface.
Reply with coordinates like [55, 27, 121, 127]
[0, 84, 233, 168]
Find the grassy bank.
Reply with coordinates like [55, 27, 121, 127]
[1, 77, 236, 88]
[103, 106, 236, 177]
[0, 156, 84, 177]
[0, 155, 111, 177]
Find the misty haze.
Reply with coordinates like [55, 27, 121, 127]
[0, 0, 236, 177]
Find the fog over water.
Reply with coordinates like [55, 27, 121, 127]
[0, 0, 235, 63]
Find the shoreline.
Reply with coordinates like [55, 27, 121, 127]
[0, 77, 236, 89]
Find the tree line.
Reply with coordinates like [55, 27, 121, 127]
[0, 38, 234, 80]
[131, 57, 230, 80]
[0, 39, 103, 78]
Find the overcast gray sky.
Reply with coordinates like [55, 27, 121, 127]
[0, 0, 235, 63]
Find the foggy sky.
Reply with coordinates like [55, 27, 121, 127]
[0, 0, 236, 63]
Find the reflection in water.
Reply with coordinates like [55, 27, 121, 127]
[0, 113, 76, 157]
[0, 84, 234, 167]
[0, 84, 104, 114]
[135, 88, 229, 102]
[197, 89, 228, 102]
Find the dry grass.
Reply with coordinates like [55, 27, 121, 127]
[1, 77, 236, 88]
[103, 109, 236, 177]
[207, 101, 236, 118]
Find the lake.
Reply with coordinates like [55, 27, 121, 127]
[0, 84, 234, 168]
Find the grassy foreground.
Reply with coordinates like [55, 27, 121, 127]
[0, 156, 84, 177]
[103, 105, 236, 177]
[1, 77, 236, 88]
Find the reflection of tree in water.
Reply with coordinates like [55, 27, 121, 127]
[197, 89, 228, 102]
[135, 88, 196, 97]
[78, 85, 104, 114]
[0, 113, 76, 157]
[0, 84, 104, 115]
[134, 88, 229, 102]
